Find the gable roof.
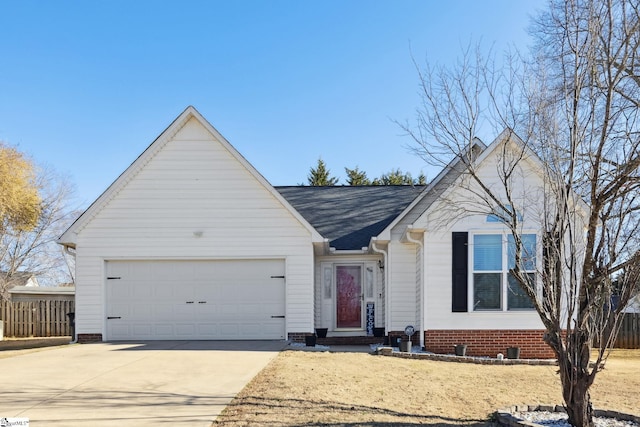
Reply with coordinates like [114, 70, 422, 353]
[407, 129, 590, 228]
[276, 186, 425, 250]
[376, 137, 487, 240]
[58, 106, 323, 247]
[0, 271, 39, 288]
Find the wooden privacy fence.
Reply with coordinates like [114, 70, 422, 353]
[614, 313, 640, 349]
[0, 300, 75, 338]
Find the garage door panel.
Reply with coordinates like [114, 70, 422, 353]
[175, 324, 196, 337]
[110, 303, 131, 318]
[154, 324, 174, 337]
[156, 285, 174, 299]
[218, 324, 239, 338]
[106, 259, 286, 340]
[132, 304, 152, 319]
[197, 323, 217, 335]
[154, 303, 173, 319]
[220, 304, 238, 315]
[133, 324, 153, 337]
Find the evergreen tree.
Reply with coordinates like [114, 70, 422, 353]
[307, 158, 339, 186]
[372, 169, 415, 185]
[344, 166, 370, 186]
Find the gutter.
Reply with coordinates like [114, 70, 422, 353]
[63, 244, 77, 258]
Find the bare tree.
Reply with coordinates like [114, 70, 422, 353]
[401, 1, 640, 426]
[0, 166, 79, 296]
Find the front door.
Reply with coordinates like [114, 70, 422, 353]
[336, 265, 362, 329]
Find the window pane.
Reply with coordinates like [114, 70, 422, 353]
[474, 234, 502, 271]
[507, 273, 535, 310]
[508, 234, 537, 270]
[474, 273, 501, 310]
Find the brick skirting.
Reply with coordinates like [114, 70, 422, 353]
[288, 332, 314, 343]
[77, 333, 103, 343]
[425, 329, 554, 359]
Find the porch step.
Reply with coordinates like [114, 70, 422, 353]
[317, 336, 386, 346]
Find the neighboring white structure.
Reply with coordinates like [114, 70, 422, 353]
[59, 106, 566, 357]
[624, 294, 640, 313]
[1, 272, 39, 288]
[9, 286, 75, 302]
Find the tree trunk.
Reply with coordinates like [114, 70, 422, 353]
[563, 375, 594, 427]
[556, 331, 595, 427]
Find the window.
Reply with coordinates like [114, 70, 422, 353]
[472, 233, 536, 311]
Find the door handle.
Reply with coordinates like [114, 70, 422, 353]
[271, 315, 285, 318]
[186, 301, 194, 304]
[198, 301, 206, 304]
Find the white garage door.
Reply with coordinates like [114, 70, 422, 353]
[105, 259, 286, 340]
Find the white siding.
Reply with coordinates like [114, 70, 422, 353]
[417, 143, 547, 331]
[74, 117, 314, 338]
[388, 241, 417, 331]
[423, 228, 543, 330]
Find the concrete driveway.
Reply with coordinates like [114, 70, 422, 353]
[0, 340, 285, 426]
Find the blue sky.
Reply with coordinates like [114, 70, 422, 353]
[0, 1, 545, 208]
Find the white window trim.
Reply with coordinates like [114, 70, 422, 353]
[468, 230, 539, 312]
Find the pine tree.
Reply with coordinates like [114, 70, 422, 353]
[372, 169, 415, 185]
[307, 158, 339, 186]
[344, 166, 370, 186]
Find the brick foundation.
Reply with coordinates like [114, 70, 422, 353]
[287, 332, 314, 343]
[424, 329, 554, 359]
[77, 333, 103, 343]
[317, 336, 384, 345]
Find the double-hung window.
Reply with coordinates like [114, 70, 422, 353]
[472, 233, 536, 311]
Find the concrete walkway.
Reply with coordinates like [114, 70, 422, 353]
[0, 340, 284, 426]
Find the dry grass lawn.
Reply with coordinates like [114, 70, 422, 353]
[214, 349, 640, 426]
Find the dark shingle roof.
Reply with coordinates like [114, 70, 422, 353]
[276, 186, 425, 250]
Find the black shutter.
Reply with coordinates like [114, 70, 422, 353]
[452, 232, 468, 312]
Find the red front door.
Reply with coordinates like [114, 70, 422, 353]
[336, 265, 362, 328]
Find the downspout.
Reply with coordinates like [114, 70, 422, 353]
[61, 244, 78, 343]
[404, 226, 425, 349]
[370, 238, 389, 335]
